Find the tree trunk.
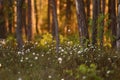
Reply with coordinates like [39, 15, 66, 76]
[65, 0, 72, 35]
[34, 0, 39, 34]
[75, 0, 89, 46]
[92, 0, 98, 45]
[22, 0, 27, 38]
[117, 1, 120, 51]
[99, 0, 105, 47]
[51, 0, 59, 52]
[0, 0, 7, 39]
[27, 0, 32, 41]
[108, 0, 117, 48]
[8, 0, 14, 34]
[48, 0, 51, 32]
[86, 0, 90, 37]
[86, 0, 90, 21]
[16, 0, 23, 48]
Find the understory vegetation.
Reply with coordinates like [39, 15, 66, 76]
[0, 34, 120, 80]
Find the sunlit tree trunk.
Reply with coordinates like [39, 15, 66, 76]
[34, 0, 39, 34]
[108, 0, 117, 48]
[16, 0, 23, 48]
[117, 0, 120, 51]
[75, 0, 89, 46]
[92, 0, 98, 45]
[27, 0, 32, 41]
[51, 0, 59, 52]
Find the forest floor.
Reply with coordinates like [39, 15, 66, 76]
[0, 41, 120, 80]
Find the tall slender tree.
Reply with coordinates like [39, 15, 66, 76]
[65, 0, 72, 35]
[108, 0, 117, 47]
[34, 0, 39, 34]
[99, 0, 105, 47]
[27, 0, 32, 41]
[16, 0, 23, 48]
[86, 0, 90, 33]
[22, 0, 27, 38]
[75, 0, 89, 46]
[97, 0, 105, 47]
[8, 0, 14, 34]
[51, 0, 59, 52]
[48, 0, 51, 32]
[86, 0, 90, 20]
[117, 0, 120, 50]
[92, 0, 98, 45]
[0, 0, 7, 39]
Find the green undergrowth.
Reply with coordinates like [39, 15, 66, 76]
[0, 40, 120, 80]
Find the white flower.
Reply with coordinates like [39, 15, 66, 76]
[108, 58, 111, 60]
[41, 54, 44, 57]
[30, 64, 33, 67]
[20, 59, 23, 62]
[18, 77, 22, 80]
[59, 47, 62, 50]
[36, 54, 39, 56]
[21, 51, 24, 55]
[107, 70, 111, 74]
[58, 57, 62, 61]
[84, 48, 88, 52]
[25, 57, 28, 60]
[58, 57, 62, 64]
[61, 49, 64, 52]
[26, 49, 30, 53]
[70, 52, 72, 54]
[18, 51, 21, 55]
[18, 71, 21, 74]
[82, 76, 86, 79]
[35, 56, 38, 60]
[48, 75, 52, 78]
[0, 63, 2, 67]
[33, 52, 35, 55]
[78, 50, 82, 54]
[61, 78, 64, 80]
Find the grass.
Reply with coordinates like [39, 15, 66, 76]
[0, 40, 120, 80]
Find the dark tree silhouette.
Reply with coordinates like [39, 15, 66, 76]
[65, 0, 72, 35]
[51, 0, 59, 52]
[22, 0, 27, 38]
[108, 0, 117, 47]
[16, 0, 23, 48]
[34, 0, 39, 34]
[117, 0, 120, 50]
[48, 0, 51, 32]
[75, 0, 89, 46]
[92, 0, 98, 45]
[27, 0, 32, 41]
[8, 0, 14, 34]
[99, 0, 105, 47]
[0, 0, 7, 39]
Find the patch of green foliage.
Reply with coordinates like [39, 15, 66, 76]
[0, 35, 120, 80]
